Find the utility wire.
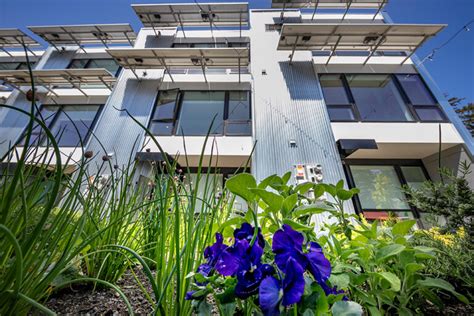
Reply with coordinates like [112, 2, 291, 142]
[418, 18, 474, 66]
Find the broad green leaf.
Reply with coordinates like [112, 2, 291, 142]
[367, 306, 382, 316]
[376, 244, 405, 262]
[258, 174, 278, 189]
[225, 173, 256, 202]
[250, 188, 284, 211]
[218, 217, 246, 233]
[321, 183, 337, 197]
[293, 203, 331, 218]
[281, 171, 292, 184]
[329, 273, 350, 289]
[331, 301, 363, 316]
[417, 278, 469, 304]
[336, 189, 354, 201]
[405, 263, 424, 275]
[282, 193, 298, 215]
[336, 179, 344, 190]
[295, 182, 314, 195]
[313, 184, 326, 198]
[219, 302, 236, 316]
[392, 220, 416, 236]
[282, 219, 313, 232]
[374, 272, 401, 292]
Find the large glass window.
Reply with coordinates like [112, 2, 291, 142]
[0, 62, 35, 70]
[320, 75, 355, 121]
[400, 166, 427, 190]
[226, 91, 251, 135]
[346, 74, 414, 122]
[68, 58, 121, 76]
[149, 90, 178, 136]
[320, 74, 446, 123]
[350, 165, 410, 210]
[150, 90, 251, 136]
[177, 91, 225, 135]
[40, 105, 101, 147]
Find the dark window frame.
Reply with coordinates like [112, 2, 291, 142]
[18, 104, 103, 148]
[67, 58, 122, 77]
[0, 61, 36, 70]
[148, 90, 252, 137]
[171, 42, 249, 48]
[343, 159, 431, 219]
[320, 73, 449, 123]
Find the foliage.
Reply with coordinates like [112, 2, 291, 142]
[412, 227, 474, 299]
[448, 96, 474, 136]
[403, 162, 474, 237]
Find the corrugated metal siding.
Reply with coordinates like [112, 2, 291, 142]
[84, 69, 160, 173]
[0, 47, 76, 158]
[250, 12, 354, 223]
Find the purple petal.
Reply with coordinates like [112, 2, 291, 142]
[272, 227, 307, 272]
[306, 242, 331, 283]
[259, 276, 282, 316]
[281, 258, 305, 306]
[215, 239, 248, 276]
[234, 222, 265, 248]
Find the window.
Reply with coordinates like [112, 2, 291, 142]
[0, 62, 35, 70]
[171, 42, 249, 48]
[149, 90, 178, 136]
[19, 105, 101, 147]
[68, 58, 121, 76]
[346, 74, 414, 122]
[350, 165, 410, 210]
[319, 74, 355, 121]
[320, 74, 447, 123]
[396, 74, 446, 122]
[345, 161, 429, 219]
[149, 90, 251, 136]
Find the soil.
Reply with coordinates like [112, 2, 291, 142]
[44, 269, 154, 315]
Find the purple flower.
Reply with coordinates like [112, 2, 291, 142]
[259, 258, 306, 315]
[215, 223, 273, 299]
[234, 222, 265, 248]
[272, 225, 331, 285]
[195, 233, 228, 285]
[321, 283, 348, 300]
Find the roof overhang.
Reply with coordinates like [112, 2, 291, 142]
[0, 28, 41, 57]
[28, 24, 136, 51]
[106, 47, 249, 82]
[272, 0, 388, 9]
[337, 139, 378, 158]
[132, 2, 249, 27]
[278, 23, 446, 64]
[0, 68, 116, 96]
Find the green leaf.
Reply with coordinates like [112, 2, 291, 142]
[336, 180, 344, 190]
[374, 272, 401, 292]
[405, 263, 424, 275]
[329, 274, 350, 289]
[282, 171, 292, 184]
[295, 182, 314, 195]
[282, 219, 313, 232]
[258, 174, 278, 189]
[367, 306, 382, 316]
[293, 203, 331, 218]
[195, 300, 212, 316]
[321, 183, 337, 197]
[250, 188, 284, 211]
[392, 220, 416, 236]
[225, 173, 256, 202]
[336, 189, 354, 201]
[376, 244, 405, 262]
[219, 302, 236, 316]
[218, 217, 246, 233]
[282, 193, 298, 215]
[417, 278, 469, 304]
[331, 301, 363, 316]
[313, 184, 326, 198]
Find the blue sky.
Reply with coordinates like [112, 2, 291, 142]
[1, 0, 473, 102]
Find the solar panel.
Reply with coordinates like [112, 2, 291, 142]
[279, 23, 445, 64]
[0, 68, 116, 96]
[279, 23, 444, 50]
[106, 47, 249, 68]
[28, 24, 136, 49]
[272, 0, 388, 9]
[0, 29, 41, 48]
[132, 2, 249, 27]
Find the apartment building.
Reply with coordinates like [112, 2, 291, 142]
[0, 1, 473, 224]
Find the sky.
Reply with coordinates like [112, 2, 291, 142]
[0, 0, 473, 102]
